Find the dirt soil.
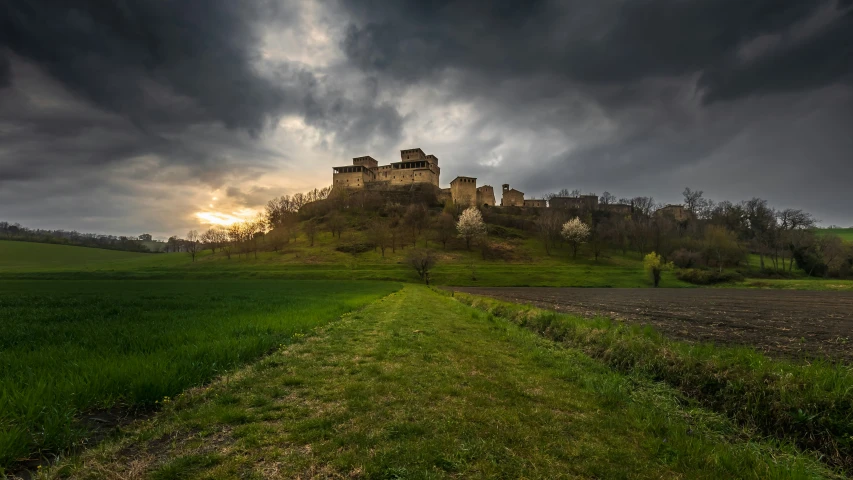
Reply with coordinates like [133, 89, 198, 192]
[450, 287, 853, 363]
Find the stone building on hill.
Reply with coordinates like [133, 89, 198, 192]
[523, 199, 546, 208]
[333, 147, 500, 208]
[449, 177, 497, 207]
[330, 148, 664, 216]
[500, 184, 525, 207]
[332, 148, 440, 190]
[602, 203, 633, 215]
[550, 195, 599, 211]
[450, 176, 476, 206]
[657, 204, 691, 221]
[476, 185, 496, 207]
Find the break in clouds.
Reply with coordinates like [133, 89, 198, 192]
[1, 0, 851, 236]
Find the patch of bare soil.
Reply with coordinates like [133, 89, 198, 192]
[450, 287, 853, 363]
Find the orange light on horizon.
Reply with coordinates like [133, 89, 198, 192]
[194, 208, 258, 226]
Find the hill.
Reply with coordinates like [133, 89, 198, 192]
[0, 240, 166, 271]
[817, 228, 853, 242]
[0, 228, 691, 287]
[3, 220, 851, 290]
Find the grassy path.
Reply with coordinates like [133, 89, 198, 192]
[40, 286, 837, 479]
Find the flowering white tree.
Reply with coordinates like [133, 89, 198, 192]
[561, 217, 590, 258]
[457, 207, 486, 250]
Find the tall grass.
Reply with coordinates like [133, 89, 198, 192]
[454, 292, 853, 473]
[0, 279, 399, 469]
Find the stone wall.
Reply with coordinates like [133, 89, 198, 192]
[523, 199, 546, 208]
[657, 204, 691, 221]
[550, 195, 598, 211]
[332, 165, 374, 189]
[476, 185, 496, 207]
[451, 176, 478, 206]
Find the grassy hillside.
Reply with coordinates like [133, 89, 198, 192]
[0, 240, 162, 271]
[3, 227, 850, 289]
[1, 234, 693, 287]
[816, 228, 853, 242]
[38, 287, 838, 479]
[0, 279, 399, 468]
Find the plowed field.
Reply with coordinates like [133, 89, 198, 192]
[450, 287, 853, 362]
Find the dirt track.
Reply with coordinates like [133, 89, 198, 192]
[450, 287, 853, 362]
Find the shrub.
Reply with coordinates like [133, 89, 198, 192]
[487, 224, 524, 240]
[406, 248, 437, 285]
[675, 268, 744, 285]
[335, 243, 374, 254]
[671, 248, 703, 269]
[643, 252, 673, 287]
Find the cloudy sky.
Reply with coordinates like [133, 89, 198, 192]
[1, 0, 851, 237]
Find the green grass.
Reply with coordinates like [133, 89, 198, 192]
[5, 238, 850, 290]
[0, 241, 155, 270]
[740, 278, 853, 291]
[0, 279, 399, 469]
[816, 228, 853, 242]
[0, 239, 691, 287]
[36, 286, 840, 479]
[455, 292, 853, 473]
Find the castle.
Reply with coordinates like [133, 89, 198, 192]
[332, 147, 638, 215]
[333, 148, 497, 207]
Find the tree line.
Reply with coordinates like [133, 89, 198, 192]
[166, 184, 853, 281]
[0, 222, 156, 253]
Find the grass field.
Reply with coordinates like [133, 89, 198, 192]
[816, 228, 853, 242]
[6, 237, 851, 291]
[37, 287, 839, 479]
[0, 239, 693, 287]
[0, 279, 399, 469]
[0, 241, 155, 270]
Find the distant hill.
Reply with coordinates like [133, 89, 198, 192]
[0, 240, 158, 271]
[816, 228, 853, 242]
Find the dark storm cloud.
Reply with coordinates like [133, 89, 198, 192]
[0, 52, 10, 87]
[2, 0, 852, 233]
[337, 0, 853, 225]
[0, 0, 290, 133]
[340, 0, 851, 102]
[0, 0, 403, 180]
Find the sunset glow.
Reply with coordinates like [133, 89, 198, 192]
[194, 209, 258, 227]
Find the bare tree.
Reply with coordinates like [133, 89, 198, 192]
[403, 203, 428, 247]
[587, 220, 606, 261]
[303, 219, 318, 247]
[778, 209, 817, 271]
[226, 223, 243, 258]
[326, 211, 346, 239]
[682, 187, 708, 216]
[631, 196, 656, 217]
[599, 191, 617, 206]
[704, 225, 741, 273]
[743, 198, 776, 270]
[367, 219, 392, 257]
[434, 212, 456, 249]
[535, 209, 565, 255]
[186, 230, 201, 262]
[200, 228, 217, 253]
[817, 235, 846, 277]
[406, 249, 438, 285]
[268, 227, 288, 252]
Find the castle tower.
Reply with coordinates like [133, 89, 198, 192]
[451, 176, 477, 207]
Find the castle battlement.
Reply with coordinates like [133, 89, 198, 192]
[333, 148, 440, 190]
